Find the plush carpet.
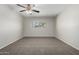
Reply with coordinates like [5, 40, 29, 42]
[0, 37, 79, 55]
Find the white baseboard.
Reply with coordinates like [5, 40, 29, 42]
[23, 36, 55, 37]
[56, 37, 79, 51]
[0, 37, 23, 49]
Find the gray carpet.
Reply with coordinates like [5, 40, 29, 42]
[0, 37, 79, 55]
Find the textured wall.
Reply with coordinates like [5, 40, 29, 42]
[0, 5, 23, 49]
[23, 17, 56, 37]
[56, 5, 79, 50]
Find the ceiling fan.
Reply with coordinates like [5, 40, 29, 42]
[16, 4, 40, 14]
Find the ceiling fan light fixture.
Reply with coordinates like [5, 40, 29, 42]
[26, 11, 32, 14]
[16, 4, 40, 15]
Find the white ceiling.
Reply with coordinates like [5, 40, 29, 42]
[7, 4, 70, 17]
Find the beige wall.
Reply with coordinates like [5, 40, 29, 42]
[23, 17, 56, 37]
[0, 5, 23, 49]
[56, 5, 79, 50]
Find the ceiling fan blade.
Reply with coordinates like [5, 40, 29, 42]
[19, 10, 26, 12]
[32, 10, 40, 13]
[16, 4, 25, 8]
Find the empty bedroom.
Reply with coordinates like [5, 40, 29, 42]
[0, 4, 79, 55]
